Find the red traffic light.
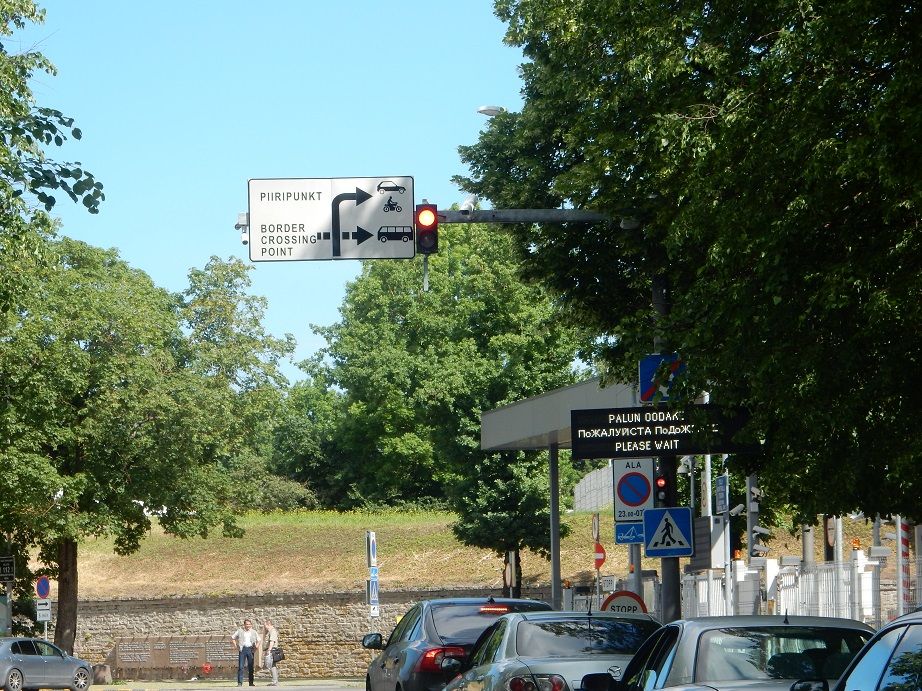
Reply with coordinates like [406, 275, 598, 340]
[415, 203, 438, 255]
[655, 475, 668, 504]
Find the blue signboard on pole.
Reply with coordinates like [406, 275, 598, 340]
[615, 522, 645, 545]
[643, 507, 694, 558]
[639, 353, 685, 403]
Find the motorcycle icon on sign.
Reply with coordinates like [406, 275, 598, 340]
[383, 196, 402, 213]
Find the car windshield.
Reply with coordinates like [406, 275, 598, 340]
[431, 602, 549, 644]
[515, 618, 661, 656]
[695, 626, 872, 681]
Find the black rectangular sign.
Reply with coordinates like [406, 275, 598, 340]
[0, 556, 14, 581]
[571, 404, 752, 459]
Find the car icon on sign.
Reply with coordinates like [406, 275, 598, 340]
[377, 181, 406, 194]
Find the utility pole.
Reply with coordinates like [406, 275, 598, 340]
[652, 272, 681, 622]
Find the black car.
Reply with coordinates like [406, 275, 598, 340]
[362, 597, 552, 691]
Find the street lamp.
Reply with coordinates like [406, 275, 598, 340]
[477, 105, 506, 117]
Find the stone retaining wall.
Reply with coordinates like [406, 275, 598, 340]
[66, 587, 551, 680]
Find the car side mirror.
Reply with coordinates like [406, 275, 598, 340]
[790, 680, 828, 691]
[441, 657, 462, 674]
[362, 633, 383, 650]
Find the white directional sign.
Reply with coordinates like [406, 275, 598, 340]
[36, 598, 51, 622]
[247, 177, 415, 261]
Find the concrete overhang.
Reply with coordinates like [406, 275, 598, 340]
[481, 377, 638, 451]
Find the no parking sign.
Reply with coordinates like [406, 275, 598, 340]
[613, 458, 654, 523]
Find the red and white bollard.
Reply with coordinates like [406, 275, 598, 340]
[896, 515, 912, 617]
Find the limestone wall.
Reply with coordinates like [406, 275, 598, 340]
[66, 587, 551, 680]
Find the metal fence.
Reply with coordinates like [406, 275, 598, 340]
[680, 552, 920, 627]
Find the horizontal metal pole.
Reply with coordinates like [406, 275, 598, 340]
[439, 209, 610, 224]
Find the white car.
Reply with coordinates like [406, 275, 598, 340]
[608, 615, 873, 691]
[443, 610, 662, 691]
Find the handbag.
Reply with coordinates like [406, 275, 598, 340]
[271, 646, 285, 663]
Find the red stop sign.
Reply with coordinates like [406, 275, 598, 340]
[594, 542, 606, 570]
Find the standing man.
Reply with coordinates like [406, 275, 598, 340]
[232, 619, 260, 686]
[262, 619, 280, 686]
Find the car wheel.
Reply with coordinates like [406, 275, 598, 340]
[71, 667, 90, 691]
[5, 668, 23, 691]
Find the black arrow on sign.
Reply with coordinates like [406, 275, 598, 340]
[331, 187, 373, 257]
[353, 226, 373, 245]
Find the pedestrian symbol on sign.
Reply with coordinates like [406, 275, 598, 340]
[650, 515, 684, 548]
[643, 507, 694, 558]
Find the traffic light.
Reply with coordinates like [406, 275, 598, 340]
[415, 203, 438, 255]
[747, 475, 771, 558]
[655, 475, 668, 506]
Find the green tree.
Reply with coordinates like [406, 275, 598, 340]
[311, 221, 588, 510]
[455, 0, 922, 523]
[451, 452, 570, 596]
[0, 1, 103, 316]
[271, 372, 346, 506]
[0, 246, 294, 651]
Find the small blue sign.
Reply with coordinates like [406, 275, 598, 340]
[615, 522, 645, 545]
[643, 507, 694, 557]
[639, 353, 685, 402]
[35, 575, 50, 599]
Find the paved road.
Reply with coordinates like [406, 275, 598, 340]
[94, 679, 364, 691]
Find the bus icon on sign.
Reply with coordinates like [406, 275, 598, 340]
[377, 225, 414, 243]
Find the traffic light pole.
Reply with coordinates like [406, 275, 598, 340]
[439, 209, 610, 224]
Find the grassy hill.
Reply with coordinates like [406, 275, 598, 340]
[62, 509, 876, 601]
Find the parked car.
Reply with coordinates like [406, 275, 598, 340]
[608, 615, 873, 690]
[442, 610, 662, 691]
[0, 637, 92, 691]
[798, 608, 922, 691]
[362, 597, 553, 691]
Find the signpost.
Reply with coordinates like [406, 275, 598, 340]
[247, 177, 416, 261]
[638, 353, 684, 403]
[0, 557, 13, 582]
[715, 474, 729, 515]
[594, 542, 606, 570]
[571, 405, 751, 460]
[601, 590, 647, 614]
[35, 575, 50, 599]
[365, 531, 379, 618]
[644, 507, 694, 558]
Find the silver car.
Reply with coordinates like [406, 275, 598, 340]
[0, 637, 92, 691]
[443, 610, 662, 691]
[609, 615, 873, 690]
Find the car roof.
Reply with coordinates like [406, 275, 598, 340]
[670, 615, 875, 632]
[421, 597, 551, 606]
[515, 610, 660, 623]
[881, 609, 922, 626]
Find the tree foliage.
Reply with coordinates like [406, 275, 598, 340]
[0, 1, 102, 317]
[309, 221, 589, 509]
[0, 247, 296, 648]
[455, 0, 922, 523]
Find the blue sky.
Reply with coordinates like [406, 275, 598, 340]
[13, 1, 524, 381]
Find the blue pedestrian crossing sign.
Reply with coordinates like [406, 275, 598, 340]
[643, 507, 694, 557]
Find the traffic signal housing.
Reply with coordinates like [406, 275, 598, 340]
[654, 475, 668, 506]
[415, 204, 438, 255]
